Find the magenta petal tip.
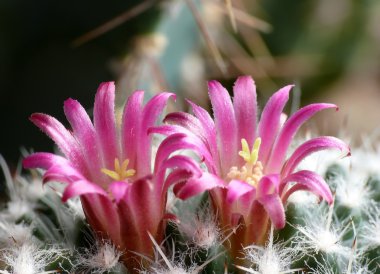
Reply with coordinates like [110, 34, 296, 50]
[98, 81, 115, 92]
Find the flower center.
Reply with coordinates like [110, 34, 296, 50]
[101, 158, 136, 181]
[227, 138, 263, 187]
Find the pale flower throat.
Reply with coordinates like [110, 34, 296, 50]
[227, 138, 263, 187]
[101, 158, 136, 181]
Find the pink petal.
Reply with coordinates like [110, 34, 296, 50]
[208, 80, 238, 176]
[149, 124, 193, 137]
[138, 92, 176, 176]
[117, 176, 163, 255]
[156, 155, 202, 193]
[81, 195, 122, 247]
[154, 133, 215, 174]
[161, 108, 222, 174]
[266, 103, 338, 173]
[164, 103, 220, 174]
[149, 124, 218, 174]
[164, 112, 205, 139]
[121, 90, 144, 170]
[187, 100, 219, 169]
[64, 98, 101, 181]
[174, 173, 226, 200]
[226, 179, 255, 203]
[62, 179, 108, 202]
[163, 112, 211, 152]
[258, 194, 286, 229]
[256, 174, 280, 198]
[164, 169, 197, 197]
[258, 85, 293, 165]
[43, 173, 76, 184]
[109, 181, 130, 203]
[23, 152, 69, 170]
[93, 82, 118, 170]
[29, 113, 86, 173]
[282, 136, 350, 177]
[233, 76, 257, 151]
[281, 170, 333, 204]
[43, 164, 84, 184]
[234, 189, 257, 217]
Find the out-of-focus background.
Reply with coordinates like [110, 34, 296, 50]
[1, 0, 379, 167]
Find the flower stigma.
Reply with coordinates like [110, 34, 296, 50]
[101, 158, 136, 181]
[227, 138, 263, 187]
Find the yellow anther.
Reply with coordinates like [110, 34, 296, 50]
[228, 138, 263, 187]
[238, 137, 261, 165]
[101, 158, 136, 181]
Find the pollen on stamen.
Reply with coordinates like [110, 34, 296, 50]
[101, 158, 136, 181]
[238, 137, 261, 165]
[227, 138, 263, 187]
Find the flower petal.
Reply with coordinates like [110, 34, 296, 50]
[282, 136, 350, 177]
[23, 152, 70, 170]
[258, 85, 293, 165]
[266, 103, 337, 173]
[109, 181, 130, 203]
[150, 123, 219, 173]
[118, 176, 163, 256]
[138, 92, 176, 176]
[93, 82, 118, 170]
[281, 170, 333, 204]
[149, 124, 192, 137]
[208, 80, 238, 176]
[174, 173, 226, 200]
[233, 76, 257, 150]
[258, 194, 285, 229]
[187, 100, 219, 166]
[256, 174, 280, 198]
[164, 112, 205, 140]
[154, 133, 215, 174]
[62, 180, 108, 202]
[165, 101, 221, 174]
[163, 111, 213, 151]
[29, 113, 86, 172]
[43, 164, 84, 184]
[121, 90, 144, 170]
[226, 180, 255, 203]
[158, 155, 202, 193]
[81, 195, 122, 248]
[64, 98, 102, 181]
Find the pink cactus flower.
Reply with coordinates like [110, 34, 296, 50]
[23, 82, 201, 272]
[151, 76, 350, 259]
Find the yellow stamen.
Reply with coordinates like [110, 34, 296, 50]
[228, 137, 263, 187]
[238, 138, 261, 165]
[101, 158, 136, 181]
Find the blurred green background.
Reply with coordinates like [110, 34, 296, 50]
[1, 0, 379, 167]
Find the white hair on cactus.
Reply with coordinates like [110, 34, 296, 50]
[1, 199, 35, 222]
[140, 233, 223, 274]
[0, 156, 37, 222]
[143, 264, 197, 274]
[75, 239, 122, 273]
[0, 220, 35, 247]
[0, 242, 64, 274]
[287, 190, 320, 206]
[309, 238, 375, 274]
[293, 203, 350, 258]
[176, 203, 221, 250]
[335, 175, 373, 210]
[236, 226, 302, 274]
[360, 205, 380, 250]
[66, 197, 85, 220]
[347, 140, 380, 179]
[16, 175, 46, 203]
